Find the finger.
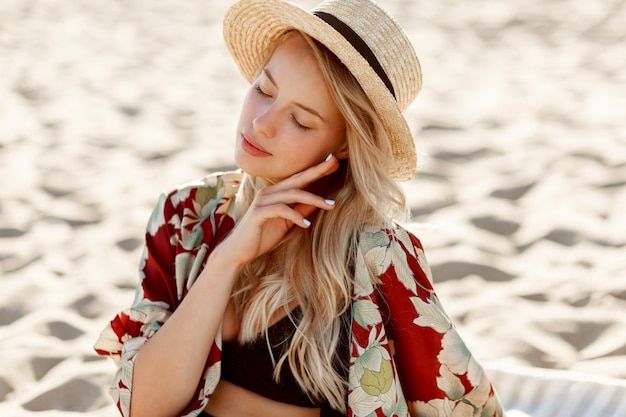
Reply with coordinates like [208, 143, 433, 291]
[293, 202, 321, 222]
[255, 203, 315, 229]
[255, 188, 336, 210]
[269, 154, 339, 193]
[291, 196, 336, 228]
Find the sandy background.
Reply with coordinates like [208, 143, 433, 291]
[0, 0, 625, 415]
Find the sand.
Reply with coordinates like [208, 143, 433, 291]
[0, 0, 624, 415]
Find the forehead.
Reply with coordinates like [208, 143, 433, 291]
[264, 34, 333, 97]
[266, 33, 317, 69]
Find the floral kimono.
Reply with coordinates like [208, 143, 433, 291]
[94, 171, 505, 417]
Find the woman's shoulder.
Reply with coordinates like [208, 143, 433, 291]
[167, 170, 242, 205]
[163, 169, 243, 210]
[358, 222, 433, 283]
[145, 170, 242, 237]
[360, 222, 425, 250]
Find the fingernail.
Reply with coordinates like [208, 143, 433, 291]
[325, 153, 333, 162]
[303, 218, 312, 227]
[325, 199, 335, 205]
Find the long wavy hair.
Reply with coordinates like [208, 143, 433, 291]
[231, 31, 408, 412]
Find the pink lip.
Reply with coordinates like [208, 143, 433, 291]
[241, 133, 272, 157]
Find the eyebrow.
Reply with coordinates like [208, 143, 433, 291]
[263, 68, 325, 122]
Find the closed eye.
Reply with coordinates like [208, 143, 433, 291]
[291, 115, 311, 131]
[255, 83, 311, 131]
[255, 85, 271, 98]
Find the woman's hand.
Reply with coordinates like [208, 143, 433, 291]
[214, 154, 339, 267]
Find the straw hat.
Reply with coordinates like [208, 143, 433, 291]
[223, 0, 422, 181]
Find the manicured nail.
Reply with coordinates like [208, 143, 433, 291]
[325, 199, 335, 205]
[325, 153, 333, 162]
[303, 218, 312, 227]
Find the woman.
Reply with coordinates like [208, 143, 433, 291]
[95, 0, 505, 416]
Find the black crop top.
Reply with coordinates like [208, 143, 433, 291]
[220, 307, 349, 416]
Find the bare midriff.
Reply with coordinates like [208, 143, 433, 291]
[202, 379, 321, 417]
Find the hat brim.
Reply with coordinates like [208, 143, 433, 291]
[223, 0, 417, 181]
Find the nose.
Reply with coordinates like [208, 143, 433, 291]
[252, 107, 276, 138]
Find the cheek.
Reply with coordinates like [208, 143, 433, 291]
[291, 135, 337, 167]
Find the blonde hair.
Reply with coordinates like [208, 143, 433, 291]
[231, 31, 408, 412]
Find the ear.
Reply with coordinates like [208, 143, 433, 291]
[335, 141, 349, 160]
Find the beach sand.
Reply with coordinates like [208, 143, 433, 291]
[0, 0, 625, 415]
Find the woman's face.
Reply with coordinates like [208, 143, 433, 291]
[234, 34, 347, 182]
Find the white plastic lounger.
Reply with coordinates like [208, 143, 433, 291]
[486, 365, 626, 417]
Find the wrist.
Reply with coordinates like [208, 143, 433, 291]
[205, 244, 245, 277]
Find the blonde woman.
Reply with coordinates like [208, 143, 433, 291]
[95, 0, 505, 416]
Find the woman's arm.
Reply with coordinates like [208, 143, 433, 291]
[129, 155, 340, 417]
[129, 247, 240, 417]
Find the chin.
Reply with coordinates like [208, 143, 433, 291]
[236, 161, 271, 180]
[236, 154, 304, 183]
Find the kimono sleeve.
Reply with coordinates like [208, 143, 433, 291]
[379, 227, 505, 416]
[93, 191, 182, 417]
